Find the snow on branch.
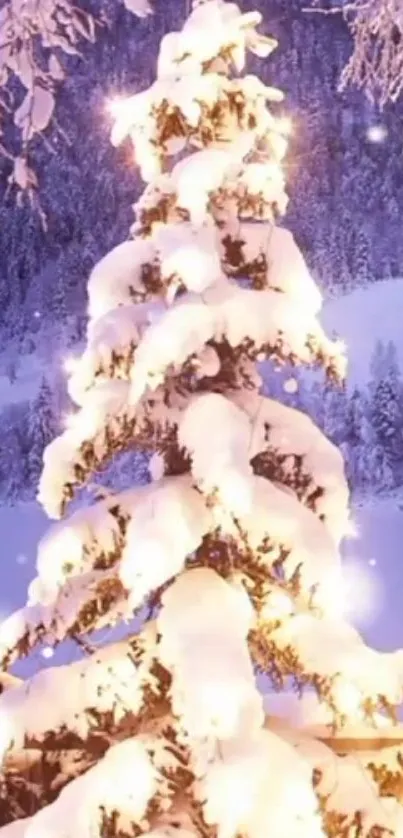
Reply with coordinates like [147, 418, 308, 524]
[264, 717, 403, 838]
[158, 569, 324, 837]
[177, 392, 347, 590]
[129, 137, 290, 236]
[109, 3, 280, 180]
[220, 223, 323, 315]
[252, 613, 403, 725]
[129, 281, 345, 407]
[0, 0, 152, 194]
[87, 239, 164, 321]
[196, 726, 323, 838]
[37, 380, 139, 518]
[0, 568, 131, 667]
[39, 273, 345, 519]
[0, 628, 163, 766]
[35, 477, 210, 605]
[37, 379, 176, 519]
[3, 734, 182, 838]
[311, 0, 403, 105]
[158, 568, 263, 742]
[158, 2, 277, 80]
[27, 459, 341, 663]
[178, 393, 254, 517]
[166, 147, 288, 227]
[110, 72, 284, 181]
[118, 478, 212, 607]
[71, 222, 335, 409]
[67, 301, 167, 406]
[238, 392, 350, 543]
[228, 475, 342, 610]
[0, 478, 216, 663]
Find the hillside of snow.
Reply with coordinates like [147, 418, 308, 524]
[322, 278, 403, 388]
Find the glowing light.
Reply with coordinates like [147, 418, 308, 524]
[366, 124, 388, 144]
[283, 377, 298, 395]
[320, 560, 383, 628]
[277, 116, 292, 135]
[41, 646, 54, 659]
[261, 590, 293, 621]
[347, 518, 360, 539]
[332, 678, 362, 716]
[16, 553, 27, 565]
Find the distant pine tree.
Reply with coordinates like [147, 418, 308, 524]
[344, 387, 392, 491]
[0, 403, 30, 501]
[369, 339, 403, 483]
[28, 377, 57, 488]
[352, 229, 371, 286]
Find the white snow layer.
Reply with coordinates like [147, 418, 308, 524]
[0, 632, 157, 761]
[16, 737, 166, 838]
[240, 392, 350, 542]
[158, 568, 263, 741]
[223, 223, 323, 315]
[129, 281, 344, 405]
[87, 238, 157, 320]
[119, 479, 212, 609]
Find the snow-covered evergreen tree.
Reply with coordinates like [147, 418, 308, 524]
[27, 376, 57, 488]
[369, 339, 403, 482]
[344, 387, 392, 491]
[2, 3, 403, 836]
[322, 382, 349, 445]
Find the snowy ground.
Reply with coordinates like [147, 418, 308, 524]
[322, 278, 403, 388]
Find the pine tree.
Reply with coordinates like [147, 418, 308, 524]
[0, 405, 28, 502]
[344, 387, 390, 491]
[369, 339, 403, 482]
[322, 382, 349, 445]
[352, 228, 371, 286]
[1, 3, 403, 836]
[27, 377, 57, 489]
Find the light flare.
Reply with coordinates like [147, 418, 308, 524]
[366, 124, 388, 144]
[276, 116, 292, 135]
[319, 559, 383, 628]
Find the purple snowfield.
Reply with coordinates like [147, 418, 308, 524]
[322, 279, 403, 389]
